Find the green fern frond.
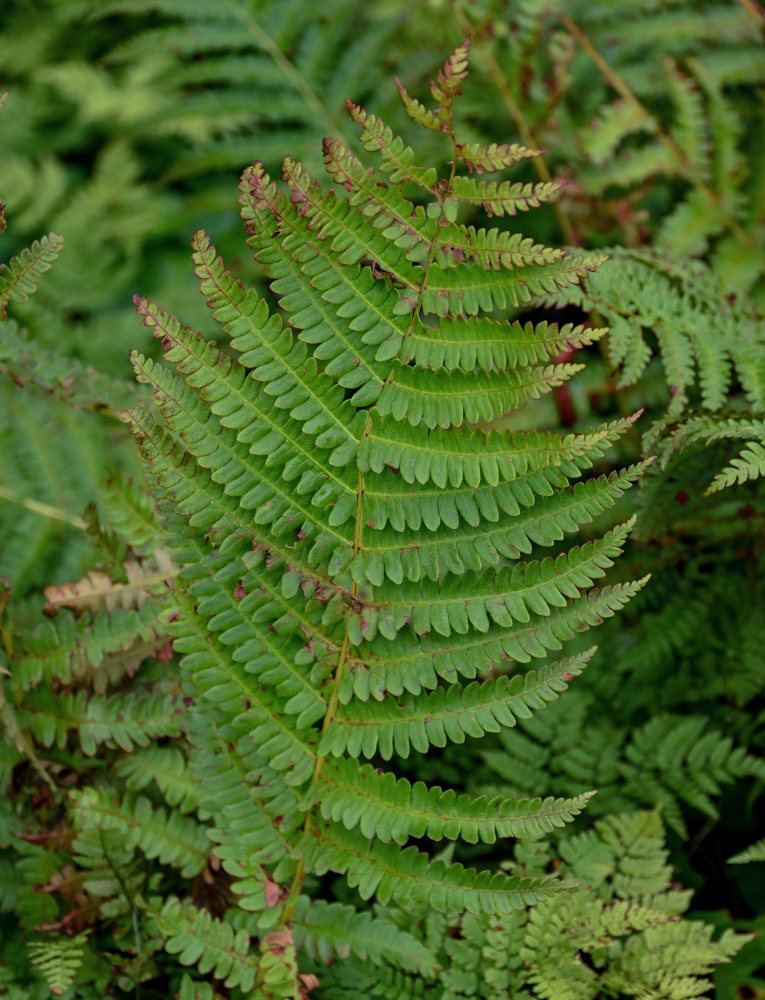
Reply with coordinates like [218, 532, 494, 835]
[339, 580, 648, 703]
[0, 233, 63, 314]
[322, 650, 595, 759]
[548, 247, 765, 431]
[96, 471, 166, 554]
[124, 43, 647, 972]
[729, 838, 765, 864]
[27, 932, 88, 996]
[71, 826, 144, 919]
[149, 897, 262, 992]
[304, 820, 558, 914]
[18, 688, 182, 756]
[115, 744, 200, 814]
[360, 807, 750, 1000]
[10, 600, 163, 692]
[0, 321, 137, 414]
[71, 787, 209, 878]
[484, 695, 765, 839]
[293, 896, 438, 976]
[316, 757, 595, 844]
[706, 441, 765, 494]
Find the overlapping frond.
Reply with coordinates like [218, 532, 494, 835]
[71, 787, 209, 878]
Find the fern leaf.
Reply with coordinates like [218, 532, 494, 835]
[322, 650, 595, 759]
[98, 472, 166, 554]
[42, 553, 174, 613]
[150, 897, 262, 992]
[665, 57, 710, 179]
[0, 321, 137, 413]
[705, 441, 765, 494]
[317, 757, 595, 844]
[0, 233, 64, 313]
[127, 45, 646, 933]
[450, 175, 565, 218]
[729, 838, 765, 864]
[340, 580, 648, 704]
[293, 897, 438, 975]
[304, 820, 558, 914]
[355, 520, 636, 641]
[345, 101, 438, 191]
[115, 744, 199, 813]
[27, 933, 88, 996]
[422, 250, 607, 314]
[11, 600, 164, 692]
[71, 787, 209, 878]
[456, 142, 543, 175]
[360, 412, 640, 489]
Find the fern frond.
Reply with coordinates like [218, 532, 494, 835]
[42, 552, 174, 613]
[97, 471, 166, 554]
[706, 441, 765, 494]
[71, 787, 209, 878]
[449, 175, 565, 218]
[304, 820, 557, 914]
[0, 234, 64, 314]
[127, 44, 645, 943]
[729, 838, 765, 864]
[322, 651, 595, 760]
[115, 744, 200, 814]
[11, 600, 164, 692]
[27, 932, 88, 996]
[149, 897, 262, 992]
[71, 826, 143, 917]
[456, 142, 544, 175]
[352, 520, 635, 641]
[0, 321, 137, 414]
[19, 688, 182, 755]
[293, 897, 438, 975]
[340, 580, 648, 703]
[317, 757, 595, 844]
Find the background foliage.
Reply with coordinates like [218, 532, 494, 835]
[1, 1, 763, 997]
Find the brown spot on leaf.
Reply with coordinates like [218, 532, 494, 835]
[156, 641, 174, 664]
[264, 878, 281, 908]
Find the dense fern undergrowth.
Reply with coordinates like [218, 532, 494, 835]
[1, 4, 764, 999]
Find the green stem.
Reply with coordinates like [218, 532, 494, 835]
[0, 485, 87, 529]
[225, 0, 343, 140]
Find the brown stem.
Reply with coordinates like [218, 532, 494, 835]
[737, 0, 765, 27]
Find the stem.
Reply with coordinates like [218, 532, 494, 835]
[225, 0, 344, 141]
[737, 0, 765, 27]
[284, 137, 459, 922]
[282, 453, 368, 923]
[0, 486, 87, 529]
[558, 13, 755, 249]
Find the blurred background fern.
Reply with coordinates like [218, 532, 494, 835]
[1, 1, 764, 996]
